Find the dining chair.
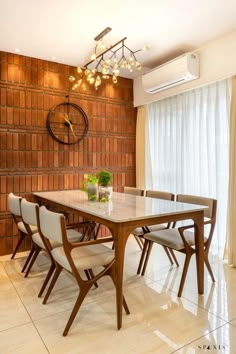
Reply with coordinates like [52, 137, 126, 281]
[8, 192, 38, 259]
[141, 194, 217, 297]
[20, 198, 96, 282]
[123, 186, 144, 196]
[123, 186, 145, 249]
[38, 205, 130, 336]
[136, 190, 177, 274]
[20, 198, 100, 297]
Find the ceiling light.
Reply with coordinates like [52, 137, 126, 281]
[15, 48, 20, 52]
[69, 27, 150, 91]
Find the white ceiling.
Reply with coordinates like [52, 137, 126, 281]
[1, 0, 236, 79]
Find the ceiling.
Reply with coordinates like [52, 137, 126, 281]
[1, 0, 236, 79]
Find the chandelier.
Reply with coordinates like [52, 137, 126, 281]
[69, 27, 150, 91]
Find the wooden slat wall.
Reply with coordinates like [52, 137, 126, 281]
[0, 51, 137, 255]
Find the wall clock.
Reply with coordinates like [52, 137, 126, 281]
[47, 102, 89, 145]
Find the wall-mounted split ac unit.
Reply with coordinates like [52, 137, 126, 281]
[142, 52, 199, 94]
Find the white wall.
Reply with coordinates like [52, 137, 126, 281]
[133, 30, 236, 107]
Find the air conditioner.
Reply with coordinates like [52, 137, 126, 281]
[142, 52, 199, 94]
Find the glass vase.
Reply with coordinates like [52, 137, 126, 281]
[87, 183, 98, 201]
[98, 186, 113, 202]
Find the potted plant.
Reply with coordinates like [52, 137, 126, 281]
[83, 174, 99, 201]
[97, 170, 113, 202]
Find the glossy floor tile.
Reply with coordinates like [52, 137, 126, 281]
[175, 323, 236, 353]
[0, 237, 236, 353]
[0, 323, 48, 354]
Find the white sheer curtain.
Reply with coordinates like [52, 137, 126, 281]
[226, 76, 236, 265]
[136, 105, 152, 190]
[146, 78, 232, 257]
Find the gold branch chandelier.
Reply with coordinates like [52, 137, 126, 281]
[69, 27, 150, 91]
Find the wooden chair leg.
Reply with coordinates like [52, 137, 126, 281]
[141, 241, 154, 276]
[137, 239, 149, 274]
[43, 265, 63, 304]
[84, 269, 98, 288]
[24, 245, 41, 278]
[63, 284, 92, 336]
[84, 269, 90, 280]
[21, 244, 35, 273]
[11, 232, 26, 259]
[134, 235, 144, 250]
[122, 295, 130, 315]
[88, 269, 98, 288]
[38, 263, 56, 298]
[178, 253, 192, 297]
[169, 248, 179, 267]
[162, 246, 174, 265]
[204, 257, 215, 282]
[94, 223, 101, 239]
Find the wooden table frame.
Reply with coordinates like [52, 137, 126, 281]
[33, 191, 204, 330]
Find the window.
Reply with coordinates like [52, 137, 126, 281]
[146, 78, 232, 256]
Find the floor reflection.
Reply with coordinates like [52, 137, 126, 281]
[0, 237, 236, 354]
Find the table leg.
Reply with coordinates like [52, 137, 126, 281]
[193, 210, 204, 294]
[112, 225, 131, 329]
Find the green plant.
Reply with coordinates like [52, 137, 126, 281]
[82, 174, 98, 189]
[85, 174, 99, 184]
[97, 170, 112, 187]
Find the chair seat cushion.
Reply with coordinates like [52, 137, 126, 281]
[32, 229, 83, 250]
[132, 224, 166, 236]
[67, 229, 83, 243]
[17, 221, 38, 234]
[146, 224, 167, 232]
[132, 227, 147, 236]
[51, 244, 115, 272]
[32, 233, 61, 249]
[144, 229, 207, 251]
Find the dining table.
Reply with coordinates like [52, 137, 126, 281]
[33, 189, 205, 329]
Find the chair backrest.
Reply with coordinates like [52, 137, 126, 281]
[146, 190, 175, 201]
[21, 198, 38, 226]
[39, 206, 65, 244]
[176, 194, 217, 249]
[8, 193, 22, 216]
[124, 186, 144, 196]
[177, 194, 217, 220]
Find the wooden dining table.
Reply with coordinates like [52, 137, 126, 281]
[33, 189, 205, 329]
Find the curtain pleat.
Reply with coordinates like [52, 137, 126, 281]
[226, 76, 236, 265]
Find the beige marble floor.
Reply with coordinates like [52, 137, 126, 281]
[0, 238, 235, 353]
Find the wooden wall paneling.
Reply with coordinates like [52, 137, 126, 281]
[0, 50, 137, 255]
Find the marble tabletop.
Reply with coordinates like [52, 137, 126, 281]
[33, 190, 206, 223]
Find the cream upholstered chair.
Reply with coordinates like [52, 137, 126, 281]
[20, 198, 94, 281]
[136, 190, 177, 274]
[141, 194, 217, 297]
[21, 199, 99, 297]
[38, 205, 129, 336]
[8, 193, 38, 259]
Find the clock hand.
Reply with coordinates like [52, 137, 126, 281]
[64, 115, 76, 138]
[69, 123, 76, 138]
